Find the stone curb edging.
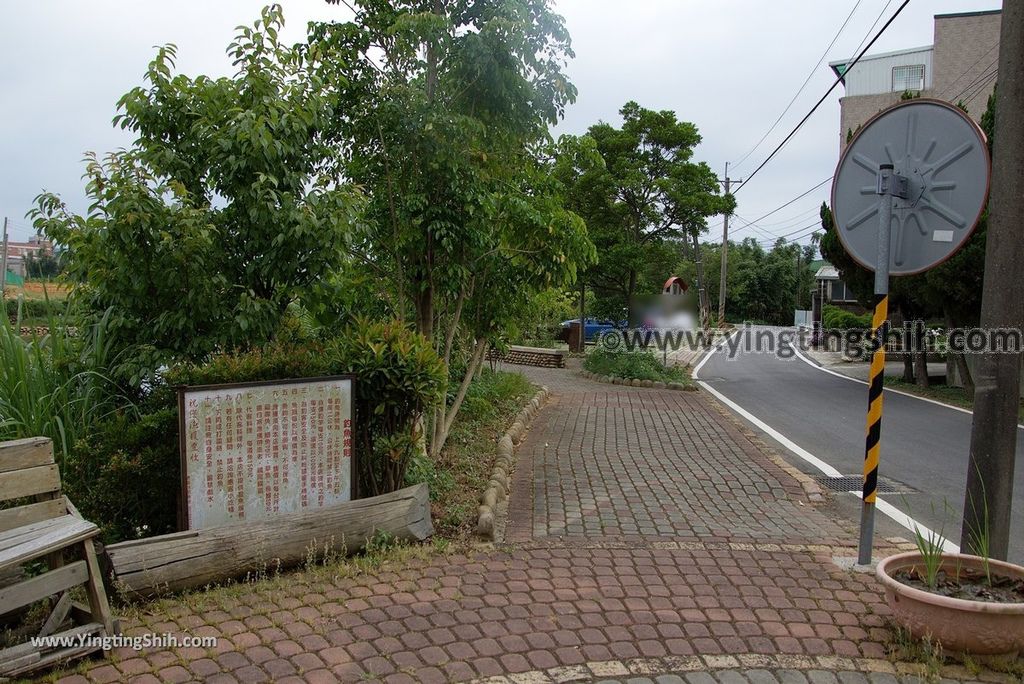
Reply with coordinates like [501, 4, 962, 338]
[476, 385, 551, 540]
[467, 654, 1016, 684]
[577, 370, 696, 392]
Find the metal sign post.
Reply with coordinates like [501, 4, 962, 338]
[831, 100, 990, 564]
[858, 164, 905, 564]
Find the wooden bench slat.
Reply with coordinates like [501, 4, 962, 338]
[0, 517, 97, 571]
[0, 622, 103, 677]
[0, 499, 67, 534]
[0, 516, 74, 550]
[0, 560, 87, 614]
[0, 437, 54, 474]
[0, 463, 61, 501]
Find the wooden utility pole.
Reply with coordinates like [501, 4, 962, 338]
[961, 2, 1023, 560]
[717, 164, 741, 327]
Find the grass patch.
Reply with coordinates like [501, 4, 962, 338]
[413, 369, 535, 538]
[886, 622, 1024, 681]
[884, 377, 1024, 422]
[583, 346, 692, 385]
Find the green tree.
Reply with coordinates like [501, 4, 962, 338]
[559, 102, 734, 322]
[23, 248, 63, 279]
[32, 6, 361, 374]
[717, 238, 814, 325]
[313, 0, 594, 455]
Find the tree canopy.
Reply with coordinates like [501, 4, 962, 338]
[32, 6, 360, 372]
[311, 0, 595, 454]
[556, 102, 734, 321]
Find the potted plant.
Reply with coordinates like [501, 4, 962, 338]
[876, 501, 1024, 656]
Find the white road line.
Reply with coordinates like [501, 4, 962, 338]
[694, 334, 960, 552]
[788, 339, 1024, 430]
[691, 332, 727, 376]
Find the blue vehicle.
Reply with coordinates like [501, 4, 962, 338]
[559, 318, 623, 342]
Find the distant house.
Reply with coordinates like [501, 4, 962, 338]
[814, 264, 861, 310]
[3, 235, 54, 278]
[829, 9, 1001, 151]
[810, 262, 866, 330]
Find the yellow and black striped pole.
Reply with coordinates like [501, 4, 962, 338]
[858, 163, 895, 565]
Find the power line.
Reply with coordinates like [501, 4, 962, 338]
[937, 41, 999, 101]
[953, 63, 998, 107]
[847, 0, 895, 64]
[730, 0, 863, 171]
[731, 215, 780, 242]
[740, 204, 821, 228]
[775, 221, 823, 240]
[735, 0, 911, 194]
[730, 175, 833, 237]
[756, 220, 822, 244]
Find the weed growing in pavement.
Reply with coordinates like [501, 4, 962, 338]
[887, 623, 945, 682]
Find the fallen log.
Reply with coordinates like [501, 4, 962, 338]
[105, 484, 432, 600]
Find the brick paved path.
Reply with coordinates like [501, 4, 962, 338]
[502, 368, 852, 545]
[52, 365, 1009, 683]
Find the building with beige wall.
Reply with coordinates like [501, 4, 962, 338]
[829, 9, 1001, 151]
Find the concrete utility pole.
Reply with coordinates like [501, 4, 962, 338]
[1, 217, 9, 296]
[692, 231, 709, 330]
[717, 164, 741, 327]
[961, 2, 1023, 561]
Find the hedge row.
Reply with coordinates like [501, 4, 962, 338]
[822, 304, 872, 330]
[4, 297, 66, 320]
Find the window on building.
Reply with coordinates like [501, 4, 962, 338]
[892, 64, 925, 92]
[830, 280, 855, 302]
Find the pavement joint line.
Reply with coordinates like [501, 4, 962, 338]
[465, 654, 987, 684]
[692, 337, 960, 554]
[500, 538, 898, 555]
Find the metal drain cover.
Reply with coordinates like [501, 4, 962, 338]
[815, 475, 915, 494]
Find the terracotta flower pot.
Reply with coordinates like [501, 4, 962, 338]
[876, 551, 1024, 656]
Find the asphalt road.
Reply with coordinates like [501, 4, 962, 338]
[695, 326, 1024, 564]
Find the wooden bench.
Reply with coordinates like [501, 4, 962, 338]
[0, 437, 115, 678]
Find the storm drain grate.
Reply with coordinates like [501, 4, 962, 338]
[814, 475, 915, 494]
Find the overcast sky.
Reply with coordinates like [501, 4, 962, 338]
[0, 0, 1000, 251]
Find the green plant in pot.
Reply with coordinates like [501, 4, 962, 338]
[876, 492, 1024, 657]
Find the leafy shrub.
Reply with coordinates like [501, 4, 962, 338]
[426, 369, 534, 536]
[63, 404, 179, 543]
[822, 304, 872, 330]
[583, 347, 690, 384]
[324, 319, 446, 497]
[4, 296, 65, 321]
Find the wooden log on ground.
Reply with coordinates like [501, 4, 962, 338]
[105, 484, 432, 600]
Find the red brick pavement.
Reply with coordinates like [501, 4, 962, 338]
[503, 372, 854, 544]
[51, 365, 934, 684]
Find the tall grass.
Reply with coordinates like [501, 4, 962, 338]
[0, 300, 134, 461]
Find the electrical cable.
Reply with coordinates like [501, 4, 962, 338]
[730, 175, 833, 237]
[730, 0, 864, 171]
[937, 42, 999, 101]
[734, 0, 911, 194]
